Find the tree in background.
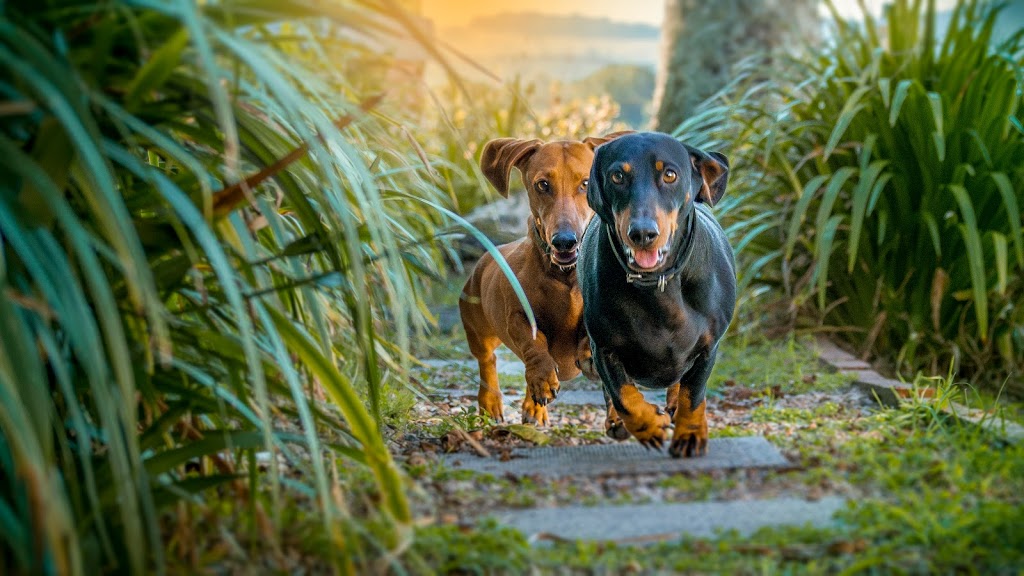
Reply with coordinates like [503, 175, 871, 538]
[652, 0, 820, 132]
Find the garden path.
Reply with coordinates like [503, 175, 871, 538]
[397, 338, 891, 544]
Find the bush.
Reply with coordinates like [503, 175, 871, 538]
[0, 1, 458, 572]
[705, 0, 1024, 390]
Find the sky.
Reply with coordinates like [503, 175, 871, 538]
[420, 0, 662, 27]
[419, 0, 963, 28]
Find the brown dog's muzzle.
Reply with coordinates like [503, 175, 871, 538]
[549, 227, 580, 266]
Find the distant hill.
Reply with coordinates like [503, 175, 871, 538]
[432, 12, 661, 84]
[464, 12, 660, 39]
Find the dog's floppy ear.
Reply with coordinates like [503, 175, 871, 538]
[687, 146, 730, 206]
[583, 130, 634, 150]
[480, 138, 543, 197]
[587, 141, 615, 223]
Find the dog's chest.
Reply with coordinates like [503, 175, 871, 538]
[535, 280, 584, 336]
[607, 295, 708, 384]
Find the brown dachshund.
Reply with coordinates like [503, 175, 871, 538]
[460, 133, 629, 426]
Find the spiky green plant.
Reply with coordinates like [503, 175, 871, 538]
[0, 0, 532, 573]
[697, 0, 1024, 389]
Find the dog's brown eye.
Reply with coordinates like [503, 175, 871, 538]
[535, 180, 550, 194]
[663, 169, 678, 184]
[610, 170, 624, 185]
[580, 179, 589, 192]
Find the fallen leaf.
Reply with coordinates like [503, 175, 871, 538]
[488, 428, 512, 440]
[440, 431, 463, 453]
[503, 424, 551, 446]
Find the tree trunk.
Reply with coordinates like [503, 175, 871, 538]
[652, 0, 820, 132]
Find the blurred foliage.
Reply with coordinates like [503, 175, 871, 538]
[425, 78, 630, 215]
[0, 0, 487, 573]
[552, 64, 656, 127]
[686, 0, 1024, 392]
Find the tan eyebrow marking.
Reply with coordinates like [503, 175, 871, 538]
[621, 162, 631, 173]
[655, 160, 664, 172]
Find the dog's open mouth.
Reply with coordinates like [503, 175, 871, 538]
[623, 243, 671, 271]
[551, 249, 579, 270]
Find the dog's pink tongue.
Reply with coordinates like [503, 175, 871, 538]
[634, 248, 660, 269]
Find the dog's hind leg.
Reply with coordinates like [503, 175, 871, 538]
[592, 348, 671, 449]
[469, 333, 503, 423]
[591, 344, 630, 440]
[669, 348, 715, 458]
[461, 298, 504, 423]
[601, 389, 631, 441]
[665, 383, 680, 418]
[589, 340, 626, 434]
[575, 332, 600, 382]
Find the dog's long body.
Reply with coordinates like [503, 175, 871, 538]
[578, 132, 736, 457]
[460, 133, 628, 426]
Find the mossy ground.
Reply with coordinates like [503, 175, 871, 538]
[403, 335, 1024, 574]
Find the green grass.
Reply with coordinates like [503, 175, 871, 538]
[750, 402, 844, 424]
[710, 335, 855, 395]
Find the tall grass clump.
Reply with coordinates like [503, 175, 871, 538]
[703, 0, 1024, 391]
[0, 0, 470, 573]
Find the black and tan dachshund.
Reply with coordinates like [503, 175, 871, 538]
[578, 131, 736, 458]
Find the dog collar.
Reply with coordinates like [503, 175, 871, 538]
[603, 211, 696, 292]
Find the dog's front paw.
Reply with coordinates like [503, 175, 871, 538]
[521, 395, 550, 427]
[526, 367, 559, 407]
[623, 407, 671, 450]
[616, 385, 671, 450]
[669, 398, 708, 458]
[604, 405, 630, 440]
[477, 385, 504, 423]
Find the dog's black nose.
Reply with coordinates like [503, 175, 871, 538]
[627, 219, 660, 247]
[550, 231, 579, 252]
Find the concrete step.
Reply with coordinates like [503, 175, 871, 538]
[419, 357, 524, 377]
[493, 496, 847, 542]
[441, 436, 789, 478]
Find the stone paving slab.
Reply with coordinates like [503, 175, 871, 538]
[949, 401, 1024, 445]
[493, 496, 847, 542]
[430, 388, 667, 406]
[441, 436, 789, 477]
[813, 337, 872, 371]
[419, 358, 523, 377]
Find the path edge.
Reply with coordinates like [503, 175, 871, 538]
[813, 336, 1023, 444]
